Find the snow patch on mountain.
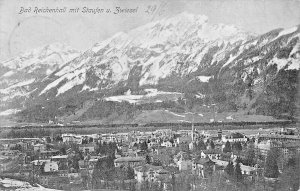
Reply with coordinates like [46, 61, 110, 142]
[196, 76, 212, 82]
[104, 89, 182, 104]
[0, 109, 21, 116]
[3, 71, 14, 77]
[105, 94, 144, 103]
[1, 43, 79, 71]
[286, 61, 300, 70]
[268, 56, 300, 71]
[56, 71, 86, 96]
[0, 78, 35, 94]
[277, 26, 298, 39]
[165, 110, 185, 118]
[223, 54, 238, 68]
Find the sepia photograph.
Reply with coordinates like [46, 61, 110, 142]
[0, 0, 299, 190]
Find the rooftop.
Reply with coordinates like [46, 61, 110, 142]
[194, 157, 215, 165]
[51, 155, 68, 159]
[134, 164, 164, 172]
[114, 156, 145, 163]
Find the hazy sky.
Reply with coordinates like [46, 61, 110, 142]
[0, 0, 300, 62]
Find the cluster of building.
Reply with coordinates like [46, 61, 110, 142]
[0, 126, 299, 190]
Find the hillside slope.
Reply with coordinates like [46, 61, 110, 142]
[0, 13, 299, 124]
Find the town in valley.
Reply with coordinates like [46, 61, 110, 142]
[0, 122, 299, 190]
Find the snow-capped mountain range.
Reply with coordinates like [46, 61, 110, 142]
[0, 12, 299, 123]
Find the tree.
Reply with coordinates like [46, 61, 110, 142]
[264, 148, 279, 178]
[179, 142, 189, 152]
[127, 166, 135, 180]
[108, 142, 117, 157]
[60, 147, 67, 155]
[209, 140, 215, 149]
[243, 144, 255, 166]
[234, 163, 243, 182]
[152, 159, 162, 166]
[40, 162, 46, 174]
[146, 155, 151, 164]
[232, 142, 242, 152]
[140, 141, 148, 151]
[96, 142, 102, 155]
[92, 156, 115, 184]
[223, 141, 232, 153]
[225, 161, 234, 176]
[206, 139, 210, 146]
[279, 155, 300, 191]
[101, 142, 108, 155]
[197, 139, 206, 151]
[169, 138, 174, 145]
[45, 136, 51, 143]
[133, 142, 138, 149]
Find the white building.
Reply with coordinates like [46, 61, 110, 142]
[44, 161, 59, 172]
[222, 133, 248, 143]
[161, 141, 173, 147]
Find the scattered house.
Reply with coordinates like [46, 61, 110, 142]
[177, 158, 193, 171]
[33, 143, 46, 152]
[16, 141, 29, 150]
[31, 159, 50, 166]
[255, 140, 282, 156]
[240, 164, 256, 176]
[115, 133, 129, 142]
[212, 159, 256, 177]
[134, 164, 169, 183]
[51, 155, 68, 162]
[176, 136, 192, 145]
[222, 133, 248, 143]
[212, 159, 229, 169]
[123, 149, 138, 157]
[119, 145, 129, 153]
[136, 150, 147, 157]
[88, 158, 99, 170]
[39, 174, 69, 188]
[68, 172, 81, 184]
[193, 157, 216, 178]
[40, 150, 60, 159]
[174, 152, 192, 171]
[114, 156, 145, 168]
[161, 141, 173, 148]
[58, 170, 69, 177]
[78, 160, 86, 170]
[79, 143, 95, 153]
[189, 141, 195, 151]
[257, 134, 300, 143]
[44, 161, 59, 172]
[281, 142, 300, 159]
[148, 141, 159, 148]
[51, 155, 68, 170]
[101, 134, 117, 142]
[155, 147, 177, 156]
[62, 134, 82, 144]
[200, 150, 221, 160]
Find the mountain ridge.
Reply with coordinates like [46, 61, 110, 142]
[0, 12, 299, 124]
